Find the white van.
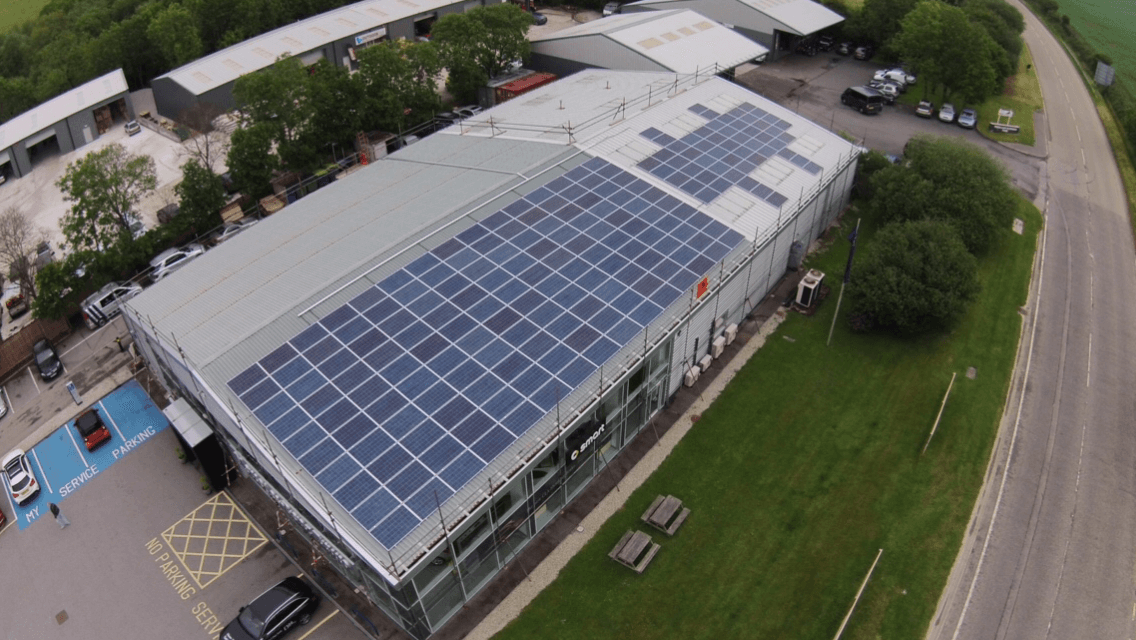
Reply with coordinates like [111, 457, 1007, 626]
[82, 281, 143, 329]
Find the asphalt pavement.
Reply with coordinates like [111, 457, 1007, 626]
[924, 4, 1136, 640]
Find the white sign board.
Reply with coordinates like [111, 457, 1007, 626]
[354, 28, 387, 46]
[1096, 61, 1116, 87]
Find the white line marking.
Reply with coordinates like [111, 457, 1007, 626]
[64, 423, 89, 468]
[99, 400, 126, 441]
[950, 223, 1049, 640]
[296, 610, 339, 640]
[1082, 148, 1087, 165]
[59, 320, 117, 359]
[1086, 333, 1091, 387]
[30, 449, 52, 494]
[26, 367, 38, 393]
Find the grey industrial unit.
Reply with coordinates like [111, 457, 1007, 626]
[123, 69, 858, 638]
[0, 69, 133, 182]
[151, 0, 492, 119]
[622, 0, 843, 61]
[528, 9, 769, 78]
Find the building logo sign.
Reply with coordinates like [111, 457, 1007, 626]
[696, 277, 709, 298]
[354, 28, 387, 46]
[567, 418, 607, 465]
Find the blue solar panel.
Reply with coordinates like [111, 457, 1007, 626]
[638, 102, 815, 205]
[228, 156, 748, 549]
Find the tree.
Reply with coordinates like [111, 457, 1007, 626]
[176, 160, 226, 231]
[433, 4, 532, 103]
[227, 123, 280, 199]
[849, 220, 980, 334]
[893, 1, 1002, 103]
[357, 41, 444, 133]
[843, 0, 919, 47]
[31, 257, 87, 320]
[179, 102, 229, 173]
[869, 136, 1016, 255]
[0, 208, 49, 300]
[147, 3, 205, 69]
[57, 143, 157, 252]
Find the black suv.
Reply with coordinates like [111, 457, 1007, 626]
[221, 577, 319, 640]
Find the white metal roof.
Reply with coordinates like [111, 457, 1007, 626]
[453, 69, 857, 242]
[530, 9, 767, 73]
[624, 0, 843, 36]
[156, 0, 459, 95]
[0, 69, 128, 149]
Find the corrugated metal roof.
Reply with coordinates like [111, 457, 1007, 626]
[155, 0, 459, 95]
[530, 9, 768, 73]
[624, 0, 843, 36]
[0, 69, 128, 149]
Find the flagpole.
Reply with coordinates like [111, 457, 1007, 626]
[827, 218, 860, 347]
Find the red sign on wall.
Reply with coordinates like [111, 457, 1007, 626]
[696, 277, 709, 298]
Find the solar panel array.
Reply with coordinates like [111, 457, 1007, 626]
[637, 102, 821, 207]
[227, 156, 746, 549]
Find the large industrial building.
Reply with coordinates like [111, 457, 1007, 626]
[124, 69, 858, 637]
[0, 69, 133, 182]
[151, 0, 497, 118]
[528, 9, 768, 77]
[622, 0, 843, 60]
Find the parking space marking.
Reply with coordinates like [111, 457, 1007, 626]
[26, 367, 38, 393]
[297, 610, 339, 639]
[99, 399, 127, 441]
[59, 320, 115, 358]
[29, 448, 53, 494]
[161, 492, 268, 590]
[63, 424, 89, 468]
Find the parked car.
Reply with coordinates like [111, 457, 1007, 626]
[958, 108, 978, 129]
[867, 80, 899, 104]
[125, 120, 141, 136]
[74, 407, 112, 452]
[531, 11, 547, 25]
[211, 218, 259, 246]
[220, 577, 320, 640]
[603, 1, 621, 15]
[817, 35, 834, 51]
[434, 111, 462, 128]
[872, 69, 907, 92]
[915, 100, 935, 118]
[2, 449, 39, 506]
[795, 38, 818, 56]
[82, 281, 144, 329]
[33, 338, 62, 381]
[150, 243, 206, 282]
[853, 45, 874, 60]
[939, 103, 956, 123]
[455, 105, 482, 119]
[127, 213, 147, 239]
[841, 86, 885, 115]
[0, 386, 8, 421]
[6, 293, 28, 319]
[837, 41, 853, 56]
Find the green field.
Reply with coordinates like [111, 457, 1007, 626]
[1059, 0, 1136, 84]
[0, 0, 50, 32]
[495, 196, 1041, 640]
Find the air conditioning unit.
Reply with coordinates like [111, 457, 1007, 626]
[698, 354, 713, 374]
[724, 323, 738, 345]
[683, 366, 700, 387]
[713, 316, 724, 330]
[796, 269, 825, 308]
[711, 335, 726, 359]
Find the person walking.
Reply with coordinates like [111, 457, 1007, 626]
[48, 502, 69, 529]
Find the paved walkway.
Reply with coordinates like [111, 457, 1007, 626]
[466, 306, 790, 639]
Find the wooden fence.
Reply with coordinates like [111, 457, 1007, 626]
[0, 318, 73, 383]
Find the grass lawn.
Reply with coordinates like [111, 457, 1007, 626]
[494, 196, 1041, 640]
[0, 0, 50, 32]
[977, 44, 1043, 146]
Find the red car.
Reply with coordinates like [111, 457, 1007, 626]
[74, 408, 112, 451]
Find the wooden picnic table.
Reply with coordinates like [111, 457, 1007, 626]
[609, 530, 660, 573]
[642, 494, 691, 536]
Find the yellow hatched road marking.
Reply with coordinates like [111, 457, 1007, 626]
[161, 492, 267, 589]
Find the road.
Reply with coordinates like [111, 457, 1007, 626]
[927, 2, 1136, 639]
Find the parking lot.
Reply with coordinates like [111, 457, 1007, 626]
[735, 54, 1046, 201]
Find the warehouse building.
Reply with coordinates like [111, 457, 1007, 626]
[151, 0, 492, 118]
[622, 0, 843, 61]
[0, 69, 132, 182]
[528, 9, 768, 77]
[123, 69, 858, 637]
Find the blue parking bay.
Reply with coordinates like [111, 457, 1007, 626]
[8, 379, 169, 530]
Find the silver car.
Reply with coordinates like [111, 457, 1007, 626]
[938, 103, 956, 123]
[211, 218, 259, 245]
[150, 243, 205, 282]
[82, 281, 144, 329]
